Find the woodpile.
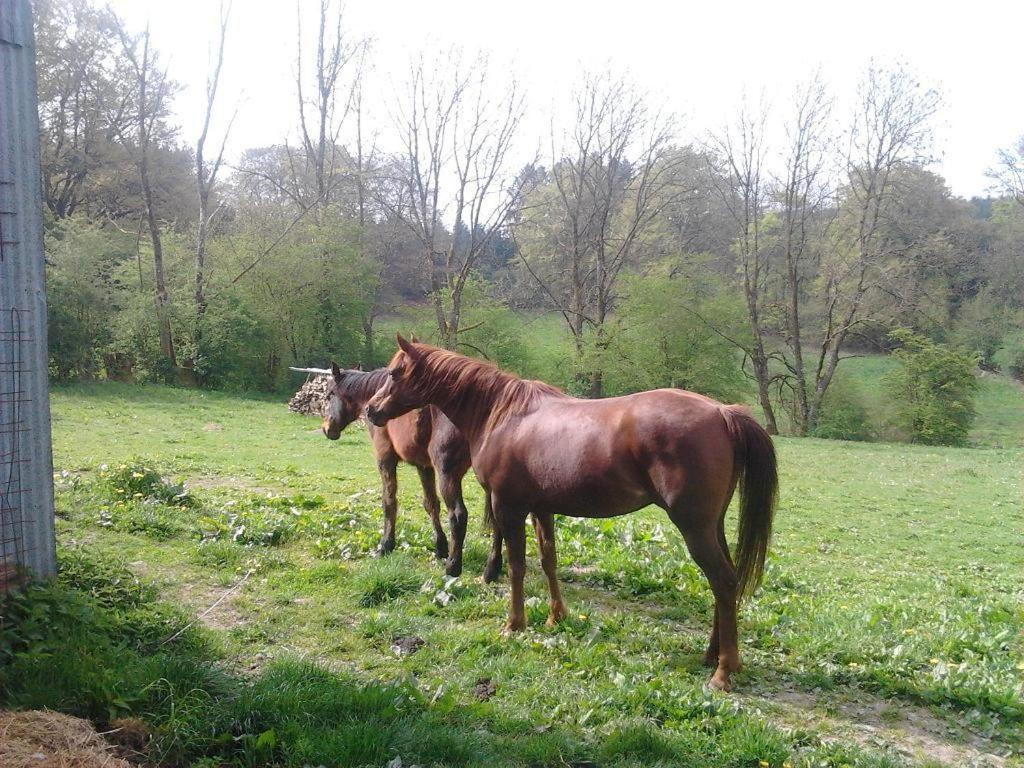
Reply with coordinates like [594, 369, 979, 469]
[288, 374, 329, 416]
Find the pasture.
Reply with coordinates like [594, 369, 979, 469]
[9, 379, 1023, 767]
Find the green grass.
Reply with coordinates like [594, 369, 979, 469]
[834, 355, 1024, 448]
[7, 381, 1023, 767]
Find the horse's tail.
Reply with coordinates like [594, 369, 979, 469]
[721, 405, 778, 600]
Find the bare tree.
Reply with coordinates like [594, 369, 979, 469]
[383, 52, 529, 349]
[989, 135, 1024, 208]
[293, 0, 366, 216]
[110, 20, 180, 369]
[807, 64, 939, 427]
[707, 96, 779, 432]
[775, 76, 834, 435]
[192, 2, 236, 366]
[518, 72, 679, 396]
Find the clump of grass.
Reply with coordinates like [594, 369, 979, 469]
[99, 460, 191, 506]
[348, 553, 423, 607]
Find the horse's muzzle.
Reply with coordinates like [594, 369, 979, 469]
[365, 405, 387, 427]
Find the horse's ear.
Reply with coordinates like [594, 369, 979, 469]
[396, 333, 420, 361]
[331, 362, 344, 383]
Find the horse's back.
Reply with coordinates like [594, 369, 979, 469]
[484, 389, 735, 516]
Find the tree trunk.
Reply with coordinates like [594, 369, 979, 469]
[139, 161, 176, 369]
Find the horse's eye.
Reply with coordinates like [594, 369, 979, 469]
[390, 368, 403, 380]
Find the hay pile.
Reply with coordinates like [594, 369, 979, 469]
[0, 710, 132, 768]
[288, 374, 329, 416]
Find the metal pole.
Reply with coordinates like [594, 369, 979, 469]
[0, 0, 57, 585]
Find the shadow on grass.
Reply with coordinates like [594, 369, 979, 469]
[0, 549, 903, 768]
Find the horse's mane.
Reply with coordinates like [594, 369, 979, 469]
[411, 346, 566, 430]
[339, 367, 389, 404]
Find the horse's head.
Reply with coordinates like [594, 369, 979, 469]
[366, 334, 427, 427]
[322, 363, 363, 439]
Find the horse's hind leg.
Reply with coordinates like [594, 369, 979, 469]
[438, 466, 468, 577]
[416, 465, 449, 561]
[704, 519, 734, 667]
[376, 453, 399, 556]
[483, 493, 503, 583]
[532, 512, 567, 625]
[669, 505, 740, 692]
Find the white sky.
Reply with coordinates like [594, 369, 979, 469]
[107, 0, 1024, 199]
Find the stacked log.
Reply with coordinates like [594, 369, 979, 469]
[288, 375, 330, 416]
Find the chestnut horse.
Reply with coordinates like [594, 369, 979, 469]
[292, 363, 500, 578]
[366, 336, 778, 691]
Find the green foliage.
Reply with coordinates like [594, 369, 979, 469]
[885, 330, 980, 445]
[950, 290, 1017, 369]
[99, 460, 191, 506]
[811, 374, 874, 441]
[186, 292, 277, 391]
[994, 329, 1024, 380]
[44, 216, 136, 381]
[595, 266, 749, 402]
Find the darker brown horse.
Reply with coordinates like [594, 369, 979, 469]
[291, 363, 501, 579]
[366, 336, 778, 691]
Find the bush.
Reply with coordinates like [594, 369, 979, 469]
[811, 375, 874, 441]
[885, 330, 979, 446]
[99, 460, 191, 506]
[951, 291, 1017, 369]
[44, 216, 136, 381]
[994, 330, 1024, 380]
[595, 267, 749, 402]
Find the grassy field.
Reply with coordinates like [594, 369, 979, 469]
[3, 379, 1022, 767]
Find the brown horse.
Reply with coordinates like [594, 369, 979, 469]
[292, 363, 501, 578]
[365, 336, 778, 691]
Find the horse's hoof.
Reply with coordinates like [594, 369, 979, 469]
[435, 539, 450, 560]
[482, 561, 502, 584]
[707, 671, 732, 693]
[546, 602, 568, 626]
[375, 540, 395, 557]
[501, 619, 526, 635]
[444, 558, 463, 578]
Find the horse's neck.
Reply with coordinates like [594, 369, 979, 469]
[346, 369, 389, 406]
[432, 374, 514, 451]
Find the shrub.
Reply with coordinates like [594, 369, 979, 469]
[99, 460, 191, 506]
[884, 330, 979, 446]
[811, 375, 874, 441]
[994, 330, 1024, 380]
[595, 267, 749, 403]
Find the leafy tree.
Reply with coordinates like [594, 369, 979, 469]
[885, 330, 979, 445]
[45, 217, 135, 380]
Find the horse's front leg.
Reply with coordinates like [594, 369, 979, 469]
[532, 512, 567, 625]
[376, 454, 399, 555]
[499, 507, 528, 633]
[416, 465, 449, 561]
[437, 466, 468, 577]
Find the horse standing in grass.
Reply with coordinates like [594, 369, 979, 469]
[365, 336, 778, 691]
[291, 363, 501, 579]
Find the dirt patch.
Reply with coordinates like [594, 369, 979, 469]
[202, 422, 224, 432]
[474, 677, 498, 701]
[173, 575, 250, 633]
[0, 710, 131, 768]
[391, 635, 425, 657]
[757, 687, 1012, 767]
